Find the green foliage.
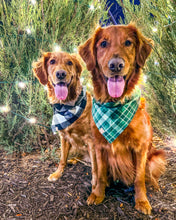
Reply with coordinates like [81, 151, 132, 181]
[117, 0, 176, 137]
[0, 0, 107, 153]
[1, 0, 174, 154]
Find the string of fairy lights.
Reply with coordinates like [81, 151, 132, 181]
[0, 1, 162, 130]
[0, 80, 51, 129]
[0, 1, 98, 130]
[0, 36, 91, 130]
[0, 54, 160, 128]
[0, 65, 90, 130]
[0, 57, 160, 131]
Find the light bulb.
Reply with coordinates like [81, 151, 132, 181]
[152, 27, 157, 32]
[154, 60, 159, 66]
[29, 117, 37, 124]
[87, 82, 93, 89]
[143, 75, 147, 83]
[30, 0, 36, 5]
[80, 77, 84, 83]
[53, 44, 61, 52]
[18, 82, 26, 89]
[73, 47, 77, 53]
[26, 28, 32, 34]
[0, 105, 10, 113]
[89, 5, 94, 10]
[43, 85, 48, 91]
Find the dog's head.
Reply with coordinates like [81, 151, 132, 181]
[33, 51, 82, 103]
[79, 23, 153, 102]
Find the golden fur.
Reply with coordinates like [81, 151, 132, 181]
[33, 51, 97, 187]
[79, 24, 166, 215]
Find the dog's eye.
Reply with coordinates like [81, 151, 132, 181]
[125, 40, 132, 47]
[50, 59, 55, 64]
[100, 40, 107, 48]
[67, 61, 73, 66]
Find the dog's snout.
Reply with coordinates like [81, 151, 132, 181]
[56, 70, 67, 80]
[108, 58, 125, 72]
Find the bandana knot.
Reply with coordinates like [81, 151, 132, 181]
[51, 87, 87, 133]
[92, 88, 141, 143]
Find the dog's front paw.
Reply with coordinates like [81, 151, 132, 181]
[48, 171, 62, 182]
[87, 192, 105, 205]
[135, 199, 152, 215]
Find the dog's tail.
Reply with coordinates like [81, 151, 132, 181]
[146, 144, 166, 189]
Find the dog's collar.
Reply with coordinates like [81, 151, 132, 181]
[92, 87, 141, 143]
[51, 87, 87, 133]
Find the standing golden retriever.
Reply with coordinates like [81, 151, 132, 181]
[79, 24, 166, 214]
[33, 51, 97, 188]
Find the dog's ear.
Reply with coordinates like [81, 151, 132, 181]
[71, 54, 82, 76]
[32, 52, 51, 85]
[136, 29, 154, 67]
[78, 27, 102, 71]
[79, 38, 95, 71]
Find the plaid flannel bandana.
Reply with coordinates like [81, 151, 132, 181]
[92, 88, 141, 143]
[51, 87, 87, 133]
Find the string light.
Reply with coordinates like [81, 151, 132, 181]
[0, 105, 11, 113]
[87, 82, 93, 89]
[43, 85, 48, 91]
[73, 47, 77, 53]
[143, 75, 147, 83]
[152, 27, 157, 32]
[89, 4, 94, 10]
[154, 60, 159, 66]
[0, 79, 51, 128]
[17, 81, 26, 89]
[3, 109, 51, 129]
[80, 77, 84, 84]
[26, 27, 32, 34]
[53, 44, 61, 52]
[97, 0, 101, 9]
[30, 0, 36, 5]
[28, 117, 37, 124]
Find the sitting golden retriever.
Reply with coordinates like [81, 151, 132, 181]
[79, 23, 166, 214]
[33, 51, 97, 187]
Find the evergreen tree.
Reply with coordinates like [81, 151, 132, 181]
[0, 0, 107, 153]
[117, 0, 176, 137]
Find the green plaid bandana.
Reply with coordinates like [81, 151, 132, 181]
[92, 88, 141, 143]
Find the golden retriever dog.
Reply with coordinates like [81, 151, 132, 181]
[79, 23, 166, 214]
[33, 51, 97, 188]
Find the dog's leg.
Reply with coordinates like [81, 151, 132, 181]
[87, 147, 107, 205]
[48, 137, 71, 182]
[87, 141, 97, 190]
[134, 147, 152, 215]
[146, 148, 166, 189]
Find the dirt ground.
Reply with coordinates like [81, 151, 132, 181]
[0, 136, 176, 220]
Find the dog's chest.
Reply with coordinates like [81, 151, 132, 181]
[59, 126, 91, 149]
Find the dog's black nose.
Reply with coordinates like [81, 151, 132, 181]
[56, 70, 67, 80]
[108, 58, 125, 72]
